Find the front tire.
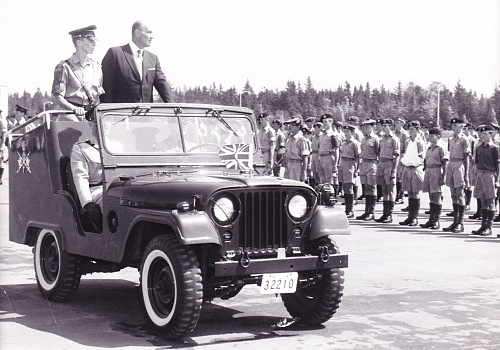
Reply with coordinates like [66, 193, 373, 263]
[34, 229, 82, 301]
[282, 236, 344, 324]
[140, 235, 203, 339]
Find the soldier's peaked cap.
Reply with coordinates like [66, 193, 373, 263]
[428, 127, 442, 135]
[489, 122, 500, 131]
[477, 125, 495, 132]
[284, 118, 303, 127]
[450, 117, 465, 124]
[15, 104, 27, 113]
[69, 25, 97, 39]
[380, 118, 394, 126]
[361, 119, 376, 126]
[407, 120, 421, 128]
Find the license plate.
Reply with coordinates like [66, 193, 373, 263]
[260, 272, 298, 294]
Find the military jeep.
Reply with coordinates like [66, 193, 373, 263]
[6, 103, 349, 338]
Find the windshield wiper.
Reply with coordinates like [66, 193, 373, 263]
[206, 108, 239, 138]
[113, 106, 151, 125]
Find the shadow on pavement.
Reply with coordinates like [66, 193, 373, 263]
[0, 280, 295, 348]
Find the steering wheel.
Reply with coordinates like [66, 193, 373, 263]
[187, 143, 222, 152]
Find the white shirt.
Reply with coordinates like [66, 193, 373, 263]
[129, 42, 143, 79]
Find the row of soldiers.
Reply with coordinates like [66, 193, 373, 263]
[256, 113, 500, 237]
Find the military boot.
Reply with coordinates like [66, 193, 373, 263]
[420, 203, 434, 228]
[399, 198, 415, 225]
[469, 199, 482, 220]
[443, 203, 458, 232]
[471, 209, 487, 235]
[451, 205, 465, 233]
[429, 204, 442, 229]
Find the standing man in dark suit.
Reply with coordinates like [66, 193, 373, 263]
[101, 20, 174, 103]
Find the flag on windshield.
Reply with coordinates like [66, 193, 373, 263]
[218, 143, 251, 170]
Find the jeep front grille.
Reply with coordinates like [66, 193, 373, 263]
[238, 191, 288, 254]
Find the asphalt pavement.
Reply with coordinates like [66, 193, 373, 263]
[1, 162, 499, 350]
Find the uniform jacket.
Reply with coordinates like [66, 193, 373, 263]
[101, 44, 173, 103]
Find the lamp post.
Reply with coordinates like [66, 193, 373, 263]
[433, 82, 443, 127]
[43, 101, 53, 111]
[239, 90, 251, 107]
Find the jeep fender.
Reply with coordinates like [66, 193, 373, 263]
[129, 211, 222, 246]
[306, 206, 351, 241]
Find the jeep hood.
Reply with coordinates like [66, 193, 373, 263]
[107, 173, 310, 210]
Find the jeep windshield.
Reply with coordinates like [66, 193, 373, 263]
[100, 112, 255, 155]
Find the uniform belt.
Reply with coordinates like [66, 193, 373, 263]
[286, 158, 302, 163]
[68, 101, 92, 111]
[426, 164, 442, 168]
[261, 149, 271, 152]
[319, 153, 332, 156]
[362, 158, 377, 162]
[449, 158, 464, 162]
[341, 157, 356, 161]
[405, 165, 423, 169]
[379, 158, 393, 162]
[476, 168, 495, 172]
[89, 182, 102, 187]
[312, 151, 319, 154]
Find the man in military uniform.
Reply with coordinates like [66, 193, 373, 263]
[399, 121, 426, 226]
[317, 114, 340, 189]
[375, 118, 384, 202]
[347, 116, 362, 202]
[420, 128, 448, 229]
[257, 112, 276, 175]
[52, 25, 104, 121]
[356, 119, 380, 221]
[375, 119, 400, 223]
[443, 118, 471, 233]
[463, 123, 476, 211]
[470, 125, 499, 236]
[490, 122, 500, 223]
[283, 118, 310, 182]
[339, 124, 361, 218]
[394, 117, 409, 205]
[309, 121, 323, 187]
[301, 126, 313, 184]
[271, 119, 286, 177]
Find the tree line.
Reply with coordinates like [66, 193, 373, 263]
[7, 78, 500, 128]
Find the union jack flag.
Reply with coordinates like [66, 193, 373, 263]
[218, 143, 251, 170]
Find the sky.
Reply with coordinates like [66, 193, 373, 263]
[0, 0, 499, 101]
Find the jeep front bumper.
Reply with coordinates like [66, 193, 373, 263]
[214, 253, 348, 277]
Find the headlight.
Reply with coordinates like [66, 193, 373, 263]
[288, 194, 308, 220]
[213, 197, 236, 224]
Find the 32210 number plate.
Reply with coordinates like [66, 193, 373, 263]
[260, 272, 298, 294]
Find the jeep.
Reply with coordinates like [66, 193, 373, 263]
[6, 103, 349, 338]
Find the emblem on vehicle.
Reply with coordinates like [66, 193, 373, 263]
[17, 141, 31, 173]
[218, 143, 251, 170]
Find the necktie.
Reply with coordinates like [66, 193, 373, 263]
[135, 49, 143, 79]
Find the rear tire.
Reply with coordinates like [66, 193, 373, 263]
[34, 229, 82, 301]
[140, 235, 203, 338]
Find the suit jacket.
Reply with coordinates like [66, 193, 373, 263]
[101, 44, 173, 103]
